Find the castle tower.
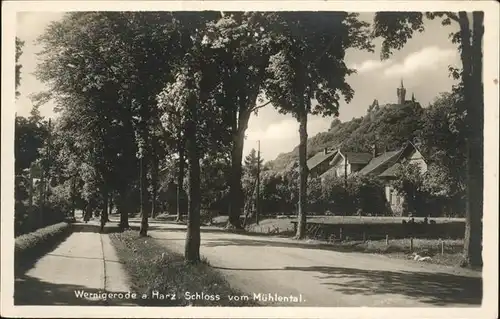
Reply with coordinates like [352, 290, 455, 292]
[397, 79, 406, 105]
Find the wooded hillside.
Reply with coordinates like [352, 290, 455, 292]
[267, 99, 428, 171]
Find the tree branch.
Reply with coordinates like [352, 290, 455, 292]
[445, 12, 460, 23]
[251, 100, 272, 112]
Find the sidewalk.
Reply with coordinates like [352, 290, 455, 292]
[14, 222, 135, 306]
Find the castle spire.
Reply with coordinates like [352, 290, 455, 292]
[397, 79, 406, 104]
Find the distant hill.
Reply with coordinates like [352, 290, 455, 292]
[266, 101, 424, 171]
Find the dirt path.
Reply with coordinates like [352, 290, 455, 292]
[144, 222, 482, 307]
[14, 222, 133, 306]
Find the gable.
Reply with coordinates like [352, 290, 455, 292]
[307, 149, 337, 171]
[329, 152, 344, 167]
[357, 150, 401, 176]
[378, 143, 427, 177]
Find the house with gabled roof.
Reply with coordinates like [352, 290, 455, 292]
[319, 141, 427, 215]
[358, 141, 427, 215]
[320, 150, 373, 179]
[306, 148, 338, 178]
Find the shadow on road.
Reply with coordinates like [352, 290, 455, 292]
[287, 265, 482, 306]
[15, 274, 102, 306]
[210, 265, 482, 306]
[14, 274, 139, 306]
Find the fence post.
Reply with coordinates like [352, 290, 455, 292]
[339, 228, 343, 241]
[441, 239, 444, 255]
[410, 237, 414, 252]
[385, 234, 389, 246]
[362, 232, 366, 242]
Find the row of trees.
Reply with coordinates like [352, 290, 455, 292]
[16, 11, 483, 267]
[28, 12, 374, 263]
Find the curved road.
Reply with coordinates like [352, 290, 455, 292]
[138, 222, 482, 307]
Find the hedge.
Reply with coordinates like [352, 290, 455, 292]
[15, 222, 72, 275]
[295, 221, 465, 241]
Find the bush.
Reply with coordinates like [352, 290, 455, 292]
[15, 222, 72, 274]
[15, 202, 68, 236]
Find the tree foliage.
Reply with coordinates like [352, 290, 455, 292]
[15, 37, 25, 97]
[373, 10, 484, 267]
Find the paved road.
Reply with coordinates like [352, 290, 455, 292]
[14, 222, 133, 306]
[141, 222, 482, 307]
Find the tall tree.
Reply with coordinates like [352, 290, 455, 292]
[36, 12, 186, 235]
[242, 148, 264, 223]
[202, 12, 273, 229]
[157, 84, 187, 221]
[419, 92, 467, 215]
[263, 12, 373, 238]
[244, 148, 264, 178]
[15, 37, 24, 98]
[373, 11, 484, 267]
[157, 12, 225, 263]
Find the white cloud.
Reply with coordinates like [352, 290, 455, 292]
[244, 116, 331, 161]
[16, 13, 64, 118]
[383, 46, 457, 78]
[246, 117, 330, 142]
[351, 59, 392, 74]
[17, 12, 65, 42]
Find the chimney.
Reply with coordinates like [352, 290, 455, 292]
[324, 147, 328, 155]
[371, 144, 378, 158]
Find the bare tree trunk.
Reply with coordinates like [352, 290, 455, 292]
[139, 154, 150, 237]
[101, 188, 108, 233]
[151, 148, 158, 219]
[70, 176, 76, 218]
[227, 125, 247, 229]
[184, 92, 201, 263]
[177, 138, 185, 222]
[39, 175, 45, 227]
[296, 109, 308, 239]
[118, 188, 130, 229]
[461, 11, 484, 268]
[108, 193, 113, 219]
[227, 86, 258, 230]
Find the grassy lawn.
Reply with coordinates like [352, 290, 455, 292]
[109, 230, 258, 306]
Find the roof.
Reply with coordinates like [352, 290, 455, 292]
[307, 149, 338, 170]
[379, 163, 402, 178]
[342, 152, 373, 165]
[357, 150, 402, 176]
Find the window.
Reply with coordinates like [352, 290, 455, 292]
[391, 189, 397, 205]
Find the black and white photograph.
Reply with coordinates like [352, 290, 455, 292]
[2, 1, 498, 318]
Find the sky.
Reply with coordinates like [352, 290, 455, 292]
[15, 12, 461, 162]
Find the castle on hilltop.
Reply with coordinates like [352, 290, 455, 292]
[369, 79, 417, 115]
[396, 79, 416, 105]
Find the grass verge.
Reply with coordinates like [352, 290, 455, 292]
[15, 222, 72, 275]
[109, 230, 259, 306]
[303, 237, 465, 267]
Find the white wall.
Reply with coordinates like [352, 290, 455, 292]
[407, 149, 428, 173]
[332, 154, 352, 177]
